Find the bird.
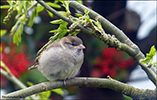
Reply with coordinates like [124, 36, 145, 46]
[28, 36, 85, 82]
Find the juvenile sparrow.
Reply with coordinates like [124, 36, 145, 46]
[28, 36, 85, 82]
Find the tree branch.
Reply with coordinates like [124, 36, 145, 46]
[1, 77, 156, 99]
[15, 1, 38, 19]
[0, 69, 27, 89]
[69, 1, 133, 46]
[3, 1, 156, 99]
[69, 1, 144, 61]
[0, 69, 38, 99]
[37, 0, 156, 85]
[68, 1, 157, 85]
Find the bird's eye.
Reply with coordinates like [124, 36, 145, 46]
[71, 43, 76, 46]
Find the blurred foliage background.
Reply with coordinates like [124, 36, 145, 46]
[0, 0, 156, 99]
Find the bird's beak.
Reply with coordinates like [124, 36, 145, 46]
[74, 44, 86, 49]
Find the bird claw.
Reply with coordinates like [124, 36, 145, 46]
[63, 80, 66, 86]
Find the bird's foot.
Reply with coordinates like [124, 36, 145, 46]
[63, 79, 66, 86]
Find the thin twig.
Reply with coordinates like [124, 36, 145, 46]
[0, 68, 37, 99]
[27, 1, 38, 11]
[1, 69, 27, 89]
[36, 0, 134, 58]
[16, 1, 38, 19]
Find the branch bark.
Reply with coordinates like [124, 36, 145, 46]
[0, 69, 37, 99]
[3, 0, 156, 99]
[1, 77, 156, 99]
[69, 1, 157, 85]
[37, 0, 156, 85]
[0, 69, 27, 89]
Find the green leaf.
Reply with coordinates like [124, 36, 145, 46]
[49, 29, 58, 33]
[10, 15, 23, 35]
[49, 21, 68, 40]
[22, 17, 28, 22]
[10, 15, 27, 44]
[50, 32, 60, 41]
[146, 53, 153, 60]
[27, 81, 34, 86]
[69, 21, 79, 30]
[0, 5, 10, 9]
[50, 19, 63, 24]
[6, 0, 11, 5]
[23, 1, 30, 16]
[84, 8, 90, 15]
[52, 88, 64, 95]
[75, 13, 83, 17]
[28, 8, 36, 27]
[62, 1, 70, 13]
[83, 8, 91, 23]
[93, 20, 103, 31]
[0, 30, 7, 36]
[1, 61, 11, 74]
[13, 23, 23, 44]
[46, 9, 53, 17]
[23, 1, 29, 10]
[152, 62, 156, 67]
[37, 4, 44, 12]
[141, 45, 156, 64]
[150, 45, 155, 56]
[58, 11, 67, 17]
[51, 20, 68, 39]
[141, 58, 151, 64]
[46, 2, 61, 8]
[58, 0, 65, 3]
[38, 90, 51, 99]
[76, 0, 82, 4]
[34, 6, 38, 17]
[57, 21, 68, 38]
[16, 1, 23, 15]
[54, 0, 59, 4]
[10, 23, 18, 35]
